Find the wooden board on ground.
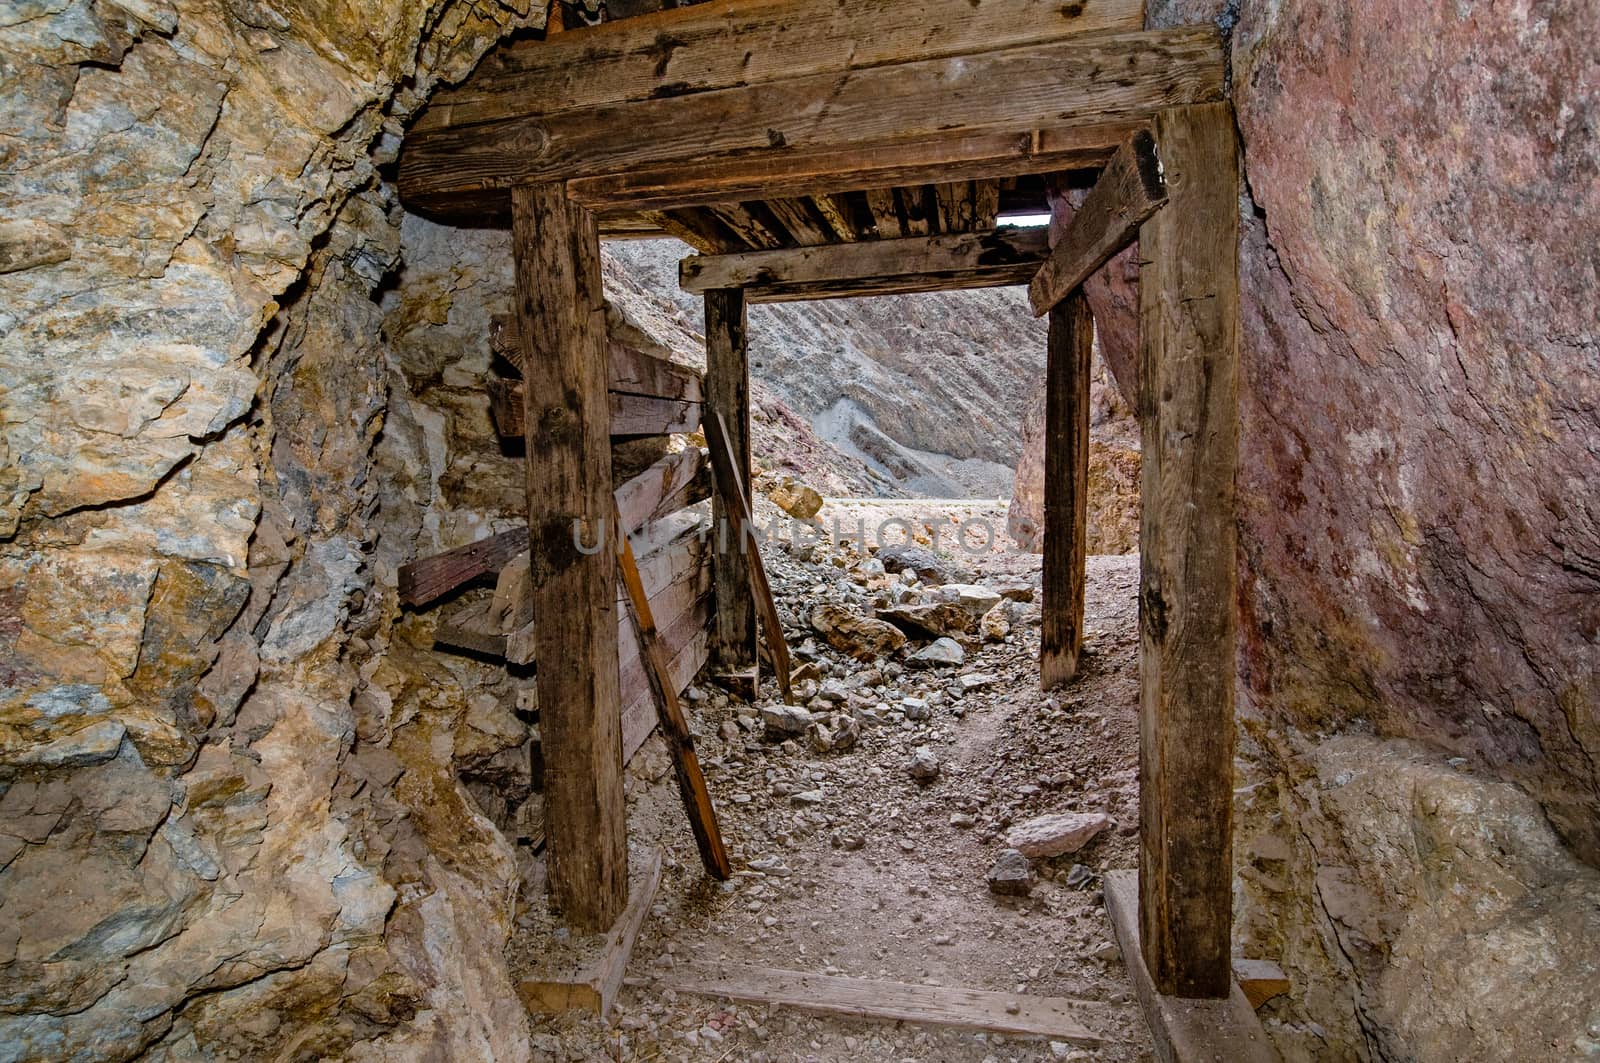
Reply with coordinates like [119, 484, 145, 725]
[1102, 871, 1280, 1063]
[514, 847, 664, 1018]
[668, 962, 1115, 1045]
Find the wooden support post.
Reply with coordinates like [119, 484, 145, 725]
[511, 182, 628, 931]
[705, 288, 756, 671]
[1136, 102, 1240, 998]
[1040, 289, 1092, 689]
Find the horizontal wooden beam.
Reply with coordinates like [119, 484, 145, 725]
[491, 314, 704, 404]
[489, 380, 700, 437]
[417, 0, 1144, 132]
[1029, 128, 1168, 315]
[399, 28, 1225, 218]
[679, 226, 1050, 302]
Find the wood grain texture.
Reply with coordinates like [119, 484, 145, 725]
[512, 182, 628, 932]
[416, 0, 1147, 132]
[489, 379, 701, 438]
[400, 29, 1224, 215]
[680, 226, 1050, 295]
[704, 288, 756, 672]
[1041, 290, 1093, 689]
[399, 528, 528, 607]
[669, 962, 1116, 1044]
[491, 314, 704, 403]
[616, 523, 732, 881]
[568, 124, 1130, 215]
[1029, 128, 1167, 315]
[1104, 872, 1280, 1063]
[1136, 102, 1240, 998]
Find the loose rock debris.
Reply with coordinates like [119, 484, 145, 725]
[522, 500, 1152, 1061]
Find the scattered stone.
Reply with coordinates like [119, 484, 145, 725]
[856, 557, 886, 578]
[996, 581, 1036, 603]
[876, 602, 974, 639]
[934, 583, 1004, 616]
[900, 697, 930, 721]
[958, 672, 1000, 691]
[1006, 811, 1114, 859]
[761, 703, 816, 736]
[908, 637, 965, 668]
[719, 720, 741, 743]
[1065, 863, 1096, 889]
[950, 812, 976, 829]
[908, 746, 941, 782]
[810, 603, 907, 661]
[876, 545, 948, 585]
[986, 849, 1034, 896]
[749, 857, 792, 877]
[768, 477, 824, 519]
[980, 603, 1011, 642]
[791, 789, 826, 805]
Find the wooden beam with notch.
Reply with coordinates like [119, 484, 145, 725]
[1029, 128, 1168, 315]
[679, 226, 1050, 303]
[399, 28, 1225, 217]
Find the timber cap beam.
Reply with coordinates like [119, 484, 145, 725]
[397, 22, 1225, 219]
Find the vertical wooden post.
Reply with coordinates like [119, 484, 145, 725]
[1136, 102, 1240, 998]
[512, 182, 628, 931]
[705, 288, 756, 670]
[1041, 290, 1093, 689]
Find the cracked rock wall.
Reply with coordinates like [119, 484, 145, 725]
[0, 1, 546, 1059]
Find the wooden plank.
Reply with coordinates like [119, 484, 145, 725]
[933, 180, 977, 233]
[417, 0, 1147, 131]
[399, 28, 1225, 215]
[1103, 872, 1279, 1063]
[972, 179, 1002, 229]
[897, 187, 934, 237]
[706, 204, 786, 250]
[492, 313, 705, 403]
[1136, 102, 1240, 998]
[863, 188, 904, 239]
[1030, 128, 1168, 315]
[681, 226, 1050, 296]
[622, 619, 709, 763]
[511, 182, 627, 932]
[704, 409, 794, 705]
[517, 847, 664, 1018]
[569, 124, 1129, 215]
[762, 197, 836, 247]
[617, 523, 732, 880]
[400, 528, 528, 607]
[642, 209, 738, 253]
[489, 379, 700, 438]
[704, 288, 756, 672]
[809, 193, 860, 241]
[668, 962, 1115, 1044]
[1041, 289, 1092, 689]
[1232, 959, 1291, 1010]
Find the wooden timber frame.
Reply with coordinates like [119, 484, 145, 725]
[399, 0, 1248, 1030]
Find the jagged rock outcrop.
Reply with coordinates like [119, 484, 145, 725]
[0, 2, 547, 1059]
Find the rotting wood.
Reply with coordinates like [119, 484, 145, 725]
[705, 409, 795, 705]
[972, 179, 1001, 229]
[400, 449, 706, 610]
[488, 378, 701, 438]
[809, 193, 860, 241]
[616, 517, 732, 881]
[399, 29, 1225, 215]
[1029, 128, 1168, 316]
[706, 203, 786, 250]
[679, 227, 1050, 299]
[641, 209, 738, 253]
[1103, 872, 1279, 1063]
[762, 197, 836, 246]
[569, 124, 1130, 216]
[864, 188, 904, 239]
[668, 962, 1116, 1044]
[511, 181, 627, 932]
[417, 0, 1145, 132]
[897, 186, 934, 237]
[517, 847, 663, 1018]
[491, 314, 704, 404]
[933, 180, 977, 233]
[1041, 289, 1092, 689]
[704, 288, 757, 673]
[1136, 102, 1240, 998]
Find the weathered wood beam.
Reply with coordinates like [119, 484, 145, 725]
[399, 28, 1225, 217]
[569, 124, 1130, 216]
[488, 379, 700, 438]
[864, 188, 904, 240]
[1137, 102, 1240, 998]
[1041, 290, 1092, 689]
[972, 180, 1002, 229]
[762, 197, 835, 247]
[492, 313, 704, 404]
[640, 210, 737, 253]
[511, 182, 628, 932]
[679, 227, 1050, 302]
[897, 187, 934, 237]
[704, 289, 756, 671]
[1029, 128, 1168, 316]
[417, 0, 1146, 131]
[706, 204, 787, 250]
[933, 181, 977, 233]
[808, 193, 860, 242]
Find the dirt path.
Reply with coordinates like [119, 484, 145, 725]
[524, 503, 1152, 1062]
